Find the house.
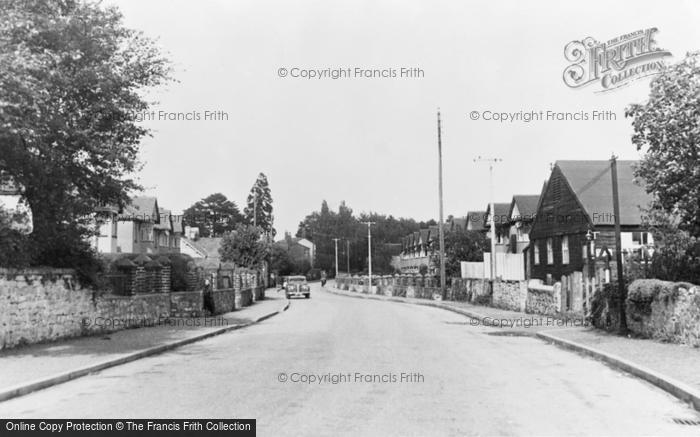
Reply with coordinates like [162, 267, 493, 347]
[153, 209, 183, 253]
[505, 194, 540, 254]
[528, 160, 654, 281]
[484, 203, 511, 252]
[93, 196, 182, 254]
[274, 233, 316, 269]
[466, 211, 487, 232]
[447, 216, 468, 232]
[180, 237, 224, 269]
[0, 173, 32, 234]
[398, 227, 438, 273]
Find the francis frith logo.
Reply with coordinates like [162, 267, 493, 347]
[563, 28, 671, 92]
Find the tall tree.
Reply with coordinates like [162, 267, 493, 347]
[626, 52, 700, 237]
[182, 193, 243, 238]
[0, 0, 171, 276]
[244, 173, 275, 237]
[219, 224, 270, 269]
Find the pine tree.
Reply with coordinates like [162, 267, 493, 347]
[244, 173, 275, 237]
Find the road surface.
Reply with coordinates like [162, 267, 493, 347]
[1, 283, 699, 436]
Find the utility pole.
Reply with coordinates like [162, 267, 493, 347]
[346, 239, 350, 273]
[332, 238, 340, 278]
[474, 156, 502, 281]
[610, 155, 627, 333]
[437, 109, 447, 298]
[361, 221, 375, 293]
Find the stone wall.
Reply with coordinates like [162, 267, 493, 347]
[492, 280, 527, 312]
[626, 279, 700, 347]
[0, 269, 95, 348]
[205, 288, 236, 315]
[525, 280, 561, 316]
[0, 268, 265, 350]
[170, 291, 204, 318]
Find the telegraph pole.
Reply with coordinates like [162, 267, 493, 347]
[474, 156, 502, 280]
[437, 109, 447, 298]
[332, 238, 340, 278]
[346, 239, 350, 273]
[361, 221, 375, 292]
[610, 155, 627, 333]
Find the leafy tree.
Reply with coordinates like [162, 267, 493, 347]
[183, 193, 243, 238]
[244, 173, 275, 237]
[626, 52, 700, 237]
[443, 230, 489, 278]
[269, 244, 294, 276]
[0, 206, 32, 267]
[219, 224, 270, 269]
[0, 0, 171, 279]
[643, 209, 700, 283]
[295, 201, 427, 274]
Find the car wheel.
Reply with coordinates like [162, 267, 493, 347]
[305, 294, 310, 299]
[286, 294, 290, 299]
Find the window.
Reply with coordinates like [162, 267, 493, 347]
[632, 231, 649, 245]
[534, 241, 540, 265]
[140, 224, 153, 242]
[546, 238, 553, 265]
[562, 236, 570, 265]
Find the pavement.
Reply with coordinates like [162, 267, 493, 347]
[328, 284, 700, 411]
[1, 283, 699, 436]
[0, 289, 288, 402]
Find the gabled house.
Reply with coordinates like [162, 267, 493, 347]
[153, 209, 183, 253]
[528, 160, 654, 281]
[484, 203, 511, 251]
[93, 196, 182, 255]
[466, 211, 487, 232]
[506, 194, 540, 254]
[273, 233, 316, 269]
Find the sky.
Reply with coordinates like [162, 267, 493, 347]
[107, 0, 700, 236]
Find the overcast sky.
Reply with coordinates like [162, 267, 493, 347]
[108, 0, 700, 236]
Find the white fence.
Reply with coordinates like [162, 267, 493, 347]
[461, 252, 525, 281]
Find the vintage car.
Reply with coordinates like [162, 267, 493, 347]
[285, 275, 311, 299]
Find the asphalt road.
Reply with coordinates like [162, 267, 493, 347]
[1, 283, 699, 436]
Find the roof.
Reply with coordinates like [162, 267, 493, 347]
[466, 211, 487, 231]
[171, 215, 183, 234]
[450, 217, 467, 231]
[119, 196, 159, 222]
[485, 203, 510, 226]
[419, 228, 430, 243]
[192, 237, 223, 258]
[155, 209, 172, 231]
[556, 160, 652, 226]
[509, 195, 540, 221]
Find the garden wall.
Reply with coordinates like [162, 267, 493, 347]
[0, 267, 264, 350]
[626, 279, 700, 347]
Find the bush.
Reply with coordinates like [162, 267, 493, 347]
[165, 253, 196, 291]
